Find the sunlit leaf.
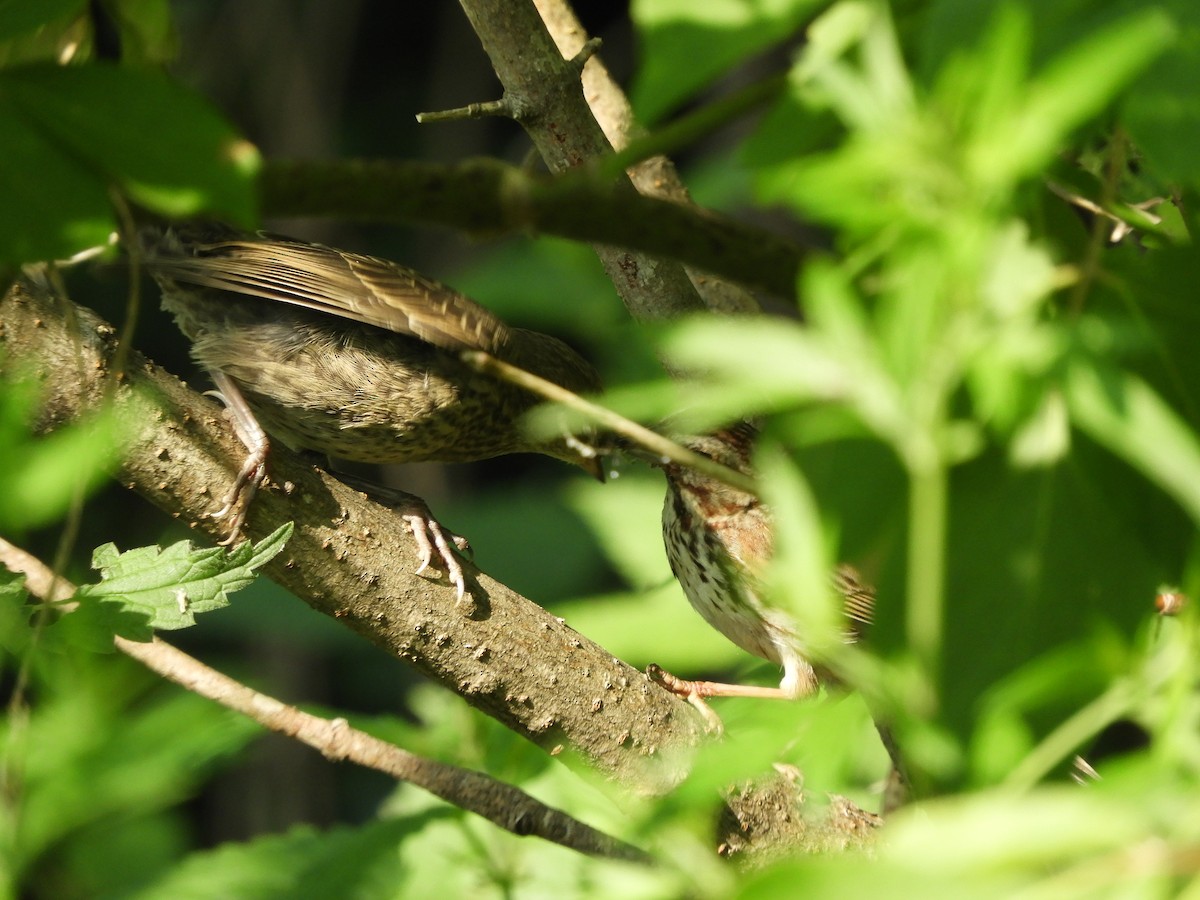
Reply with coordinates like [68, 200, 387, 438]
[968, 9, 1174, 190]
[0, 64, 258, 263]
[69, 523, 292, 640]
[631, 0, 828, 123]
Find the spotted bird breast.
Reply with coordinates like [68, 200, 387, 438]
[662, 477, 787, 667]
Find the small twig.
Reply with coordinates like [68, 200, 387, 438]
[591, 74, 786, 183]
[0, 537, 653, 865]
[460, 349, 759, 494]
[565, 35, 602, 74]
[416, 98, 514, 123]
[1046, 180, 1165, 244]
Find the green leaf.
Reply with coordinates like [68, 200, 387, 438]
[1122, 12, 1200, 184]
[14, 685, 260, 880]
[969, 8, 1174, 190]
[0, 371, 129, 530]
[5, 64, 259, 213]
[630, 0, 828, 123]
[0, 63, 258, 263]
[0, 102, 113, 262]
[660, 314, 855, 426]
[1065, 362, 1200, 525]
[0, 565, 33, 655]
[72, 523, 292, 639]
[129, 819, 419, 900]
[564, 472, 674, 588]
[757, 441, 840, 654]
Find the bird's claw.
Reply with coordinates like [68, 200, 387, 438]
[211, 444, 268, 545]
[402, 513, 471, 604]
[647, 664, 725, 734]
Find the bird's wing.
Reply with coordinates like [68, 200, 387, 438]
[833, 564, 875, 640]
[144, 224, 512, 355]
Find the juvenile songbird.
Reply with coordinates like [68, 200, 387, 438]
[654, 423, 873, 701]
[654, 423, 906, 807]
[142, 223, 604, 596]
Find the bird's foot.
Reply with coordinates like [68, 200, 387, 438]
[338, 476, 473, 607]
[647, 664, 724, 734]
[401, 508, 471, 605]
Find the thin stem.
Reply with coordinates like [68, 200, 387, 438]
[1002, 680, 1137, 792]
[415, 98, 513, 123]
[460, 350, 759, 494]
[0, 537, 654, 865]
[906, 458, 947, 711]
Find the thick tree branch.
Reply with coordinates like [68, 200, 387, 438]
[259, 158, 804, 300]
[0, 276, 705, 791]
[0, 537, 652, 864]
[532, 0, 763, 315]
[456, 0, 710, 322]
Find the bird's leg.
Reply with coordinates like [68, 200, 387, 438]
[202, 370, 473, 601]
[400, 504, 471, 606]
[206, 369, 269, 545]
[647, 664, 798, 700]
[647, 663, 808, 734]
[332, 474, 472, 606]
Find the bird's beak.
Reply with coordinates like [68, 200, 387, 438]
[584, 452, 607, 483]
[563, 432, 609, 482]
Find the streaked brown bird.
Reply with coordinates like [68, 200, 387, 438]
[654, 423, 873, 702]
[654, 423, 906, 808]
[142, 223, 604, 596]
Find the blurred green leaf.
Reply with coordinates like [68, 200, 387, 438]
[0, 102, 113, 262]
[130, 819, 417, 900]
[556, 585, 746, 674]
[0, 566, 32, 655]
[1123, 19, 1200, 184]
[564, 471, 672, 587]
[758, 441, 840, 655]
[5, 669, 259, 887]
[0, 369, 127, 530]
[0, 64, 258, 264]
[1065, 361, 1200, 525]
[441, 480, 606, 603]
[630, 0, 829, 123]
[966, 8, 1174, 191]
[3, 64, 259, 212]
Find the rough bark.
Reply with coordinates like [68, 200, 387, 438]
[0, 275, 704, 792]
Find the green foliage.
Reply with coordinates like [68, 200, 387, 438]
[3, 0, 1200, 895]
[0, 401, 287, 895]
[630, 0, 831, 123]
[0, 572, 262, 897]
[0, 367, 126, 531]
[126, 819, 419, 900]
[0, 1, 256, 265]
[0, 0, 87, 46]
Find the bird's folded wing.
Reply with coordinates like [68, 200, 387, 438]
[144, 225, 513, 355]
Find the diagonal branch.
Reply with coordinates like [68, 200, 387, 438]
[457, 0, 710, 323]
[259, 157, 805, 300]
[0, 536, 652, 864]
